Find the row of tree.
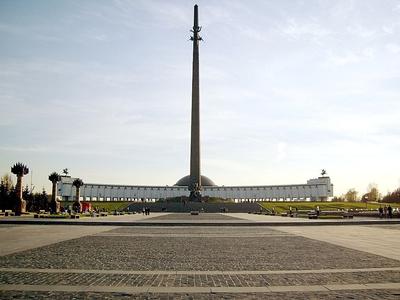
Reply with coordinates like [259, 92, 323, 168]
[332, 184, 400, 203]
[0, 179, 50, 212]
[382, 188, 400, 203]
[1, 162, 85, 214]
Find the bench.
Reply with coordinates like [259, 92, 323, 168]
[342, 212, 354, 219]
[308, 212, 318, 219]
[4, 210, 15, 216]
[33, 210, 49, 218]
[190, 211, 199, 215]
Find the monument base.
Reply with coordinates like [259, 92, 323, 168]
[15, 199, 26, 216]
[51, 200, 61, 214]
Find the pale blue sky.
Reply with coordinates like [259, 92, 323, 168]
[1, 0, 400, 196]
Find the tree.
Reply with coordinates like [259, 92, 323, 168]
[23, 185, 36, 212]
[48, 172, 61, 214]
[1, 174, 14, 189]
[332, 195, 345, 202]
[382, 188, 400, 203]
[10, 162, 29, 215]
[72, 178, 84, 213]
[344, 189, 358, 202]
[367, 183, 380, 202]
[0, 175, 13, 210]
[37, 189, 50, 211]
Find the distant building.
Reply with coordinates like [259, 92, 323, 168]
[57, 176, 333, 202]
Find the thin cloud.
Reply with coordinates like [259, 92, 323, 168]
[280, 18, 331, 41]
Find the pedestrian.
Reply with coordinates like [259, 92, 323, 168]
[388, 205, 393, 218]
[378, 206, 383, 218]
[142, 207, 145, 215]
[384, 205, 388, 218]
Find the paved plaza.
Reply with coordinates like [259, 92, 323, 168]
[0, 213, 400, 299]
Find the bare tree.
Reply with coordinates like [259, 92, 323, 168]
[344, 188, 358, 202]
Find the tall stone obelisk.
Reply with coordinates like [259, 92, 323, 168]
[175, 5, 215, 196]
[189, 4, 202, 201]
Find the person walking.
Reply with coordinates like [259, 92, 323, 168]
[388, 205, 393, 218]
[379, 206, 383, 218]
[316, 206, 320, 217]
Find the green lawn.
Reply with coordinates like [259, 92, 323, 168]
[259, 201, 400, 214]
[90, 201, 131, 212]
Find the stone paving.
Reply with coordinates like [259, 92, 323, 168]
[1, 290, 400, 300]
[0, 214, 400, 299]
[1, 232, 398, 270]
[1, 270, 400, 286]
[141, 213, 242, 221]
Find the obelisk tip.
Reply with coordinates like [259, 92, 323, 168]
[193, 4, 198, 27]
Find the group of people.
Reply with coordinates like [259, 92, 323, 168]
[142, 207, 151, 215]
[379, 205, 394, 218]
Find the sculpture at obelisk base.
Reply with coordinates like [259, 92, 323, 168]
[175, 4, 216, 200]
[11, 162, 28, 216]
[72, 178, 83, 213]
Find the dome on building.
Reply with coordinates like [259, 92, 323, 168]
[175, 175, 216, 187]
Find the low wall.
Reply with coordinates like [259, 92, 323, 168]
[126, 202, 262, 213]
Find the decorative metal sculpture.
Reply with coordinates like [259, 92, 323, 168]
[11, 162, 29, 215]
[48, 172, 61, 214]
[72, 178, 84, 213]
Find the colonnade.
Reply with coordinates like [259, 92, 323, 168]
[58, 176, 333, 202]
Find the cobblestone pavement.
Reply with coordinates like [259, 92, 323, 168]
[1, 234, 398, 270]
[1, 223, 400, 299]
[143, 213, 243, 221]
[104, 226, 288, 235]
[1, 290, 400, 299]
[1, 270, 400, 286]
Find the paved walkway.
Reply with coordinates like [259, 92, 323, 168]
[2, 212, 399, 226]
[0, 225, 115, 256]
[277, 224, 400, 261]
[0, 214, 400, 299]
